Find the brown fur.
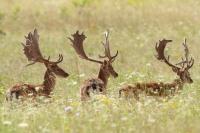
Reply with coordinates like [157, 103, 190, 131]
[6, 29, 68, 101]
[6, 69, 58, 101]
[68, 30, 118, 101]
[119, 79, 184, 99]
[80, 78, 105, 101]
[119, 39, 194, 100]
[80, 60, 118, 100]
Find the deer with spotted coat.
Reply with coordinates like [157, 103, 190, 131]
[6, 29, 69, 101]
[68, 30, 118, 101]
[119, 39, 194, 100]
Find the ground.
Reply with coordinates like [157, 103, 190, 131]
[0, 0, 200, 133]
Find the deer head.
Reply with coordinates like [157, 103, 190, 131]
[22, 29, 69, 78]
[155, 38, 194, 83]
[68, 30, 118, 78]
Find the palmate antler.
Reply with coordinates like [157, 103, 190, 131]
[21, 29, 64, 66]
[21, 29, 44, 66]
[68, 30, 118, 64]
[155, 38, 194, 73]
[68, 31, 102, 64]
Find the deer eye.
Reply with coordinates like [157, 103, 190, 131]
[54, 66, 59, 70]
[50, 65, 57, 69]
[108, 65, 113, 69]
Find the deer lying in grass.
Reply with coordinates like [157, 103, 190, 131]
[119, 39, 194, 100]
[68, 30, 118, 101]
[6, 29, 69, 101]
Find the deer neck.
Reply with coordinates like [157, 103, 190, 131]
[42, 69, 56, 95]
[97, 67, 109, 87]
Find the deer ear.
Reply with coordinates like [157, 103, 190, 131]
[172, 67, 182, 76]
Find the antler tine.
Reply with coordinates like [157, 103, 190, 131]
[181, 57, 186, 68]
[188, 58, 194, 69]
[56, 54, 63, 63]
[47, 49, 62, 64]
[104, 30, 111, 58]
[47, 56, 51, 61]
[68, 31, 102, 64]
[110, 50, 119, 63]
[99, 30, 118, 62]
[45, 54, 63, 64]
[183, 38, 188, 58]
[99, 30, 111, 58]
[185, 55, 194, 70]
[25, 61, 37, 67]
[183, 38, 192, 68]
[176, 38, 194, 70]
[175, 57, 186, 68]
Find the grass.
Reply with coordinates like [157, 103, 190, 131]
[0, 0, 200, 132]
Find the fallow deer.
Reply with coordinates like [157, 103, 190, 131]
[119, 39, 194, 100]
[6, 29, 69, 101]
[68, 30, 118, 101]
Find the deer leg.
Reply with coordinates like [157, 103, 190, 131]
[38, 93, 51, 98]
[118, 89, 123, 98]
[118, 88, 130, 99]
[133, 90, 139, 101]
[80, 86, 91, 101]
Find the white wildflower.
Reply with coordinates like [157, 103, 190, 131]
[75, 112, 80, 117]
[64, 106, 73, 112]
[67, 99, 73, 103]
[28, 93, 33, 96]
[44, 98, 51, 103]
[121, 116, 128, 121]
[136, 102, 143, 113]
[79, 73, 85, 77]
[72, 81, 77, 85]
[18, 122, 28, 128]
[148, 115, 156, 123]
[111, 123, 117, 128]
[119, 82, 126, 86]
[2, 121, 12, 126]
[136, 36, 140, 40]
[146, 63, 151, 66]
[138, 73, 145, 78]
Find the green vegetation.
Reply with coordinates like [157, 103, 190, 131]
[0, 0, 200, 132]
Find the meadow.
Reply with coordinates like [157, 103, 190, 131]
[0, 0, 200, 132]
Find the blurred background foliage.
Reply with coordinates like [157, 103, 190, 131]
[0, 0, 199, 90]
[0, 0, 200, 92]
[0, 0, 199, 32]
